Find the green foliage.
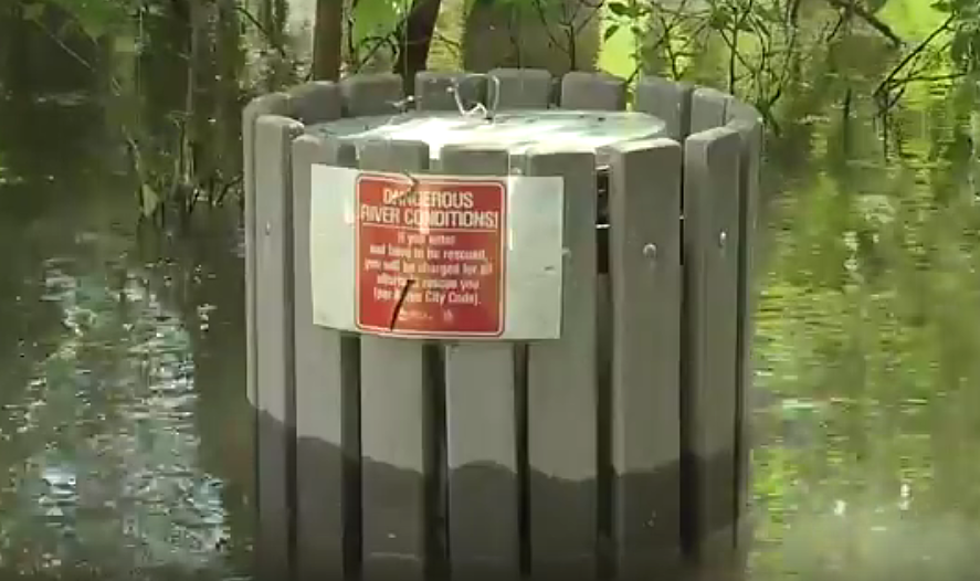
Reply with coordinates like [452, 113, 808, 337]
[20, 0, 136, 41]
[343, 0, 417, 72]
[949, 7, 980, 73]
[467, 0, 571, 15]
[599, 0, 980, 124]
[351, 0, 406, 43]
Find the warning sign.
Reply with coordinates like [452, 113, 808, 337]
[355, 171, 506, 337]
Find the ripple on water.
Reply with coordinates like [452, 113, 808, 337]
[0, 262, 240, 578]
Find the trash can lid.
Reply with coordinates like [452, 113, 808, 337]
[308, 109, 666, 162]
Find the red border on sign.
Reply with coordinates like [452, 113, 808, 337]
[353, 170, 508, 338]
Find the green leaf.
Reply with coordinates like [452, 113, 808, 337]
[709, 8, 732, 31]
[603, 23, 621, 42]
[758, 4, 783, 22]
[607, 1, 631, 17]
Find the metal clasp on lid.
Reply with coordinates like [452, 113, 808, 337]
[449, 73, 501, 121]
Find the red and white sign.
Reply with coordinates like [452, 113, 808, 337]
[354, 171, 506, 337]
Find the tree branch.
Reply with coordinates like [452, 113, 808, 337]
[236, 5, 289, 59]
[824, 0, 902, 47]
[873, 14, 955, 99]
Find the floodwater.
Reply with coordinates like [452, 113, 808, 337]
[0, 8, 253, 579]
[3, 4, 980, 581]
[747, 48, 980, 581]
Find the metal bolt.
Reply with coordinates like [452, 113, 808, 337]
[718, 231, 727, 249]
[642, 243, 657, 261]
[265, 223, 272, 235]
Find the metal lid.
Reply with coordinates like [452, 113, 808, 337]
[308, 109, 666, 161]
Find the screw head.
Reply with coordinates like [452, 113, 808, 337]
[642, 243, 658, 261]
[264, 223, 272, 235]
[718, 231, 727, 248]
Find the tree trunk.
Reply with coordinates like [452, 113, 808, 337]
[392, 0, 443, 92]
[462, 0, 602, 75]
[313, 0, 343, 80]
[216, 0, 244, 181]
[259, 0, 274, 39]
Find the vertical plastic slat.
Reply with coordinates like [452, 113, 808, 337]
[488, 68, 554, 109]
[690, 88, 731, 134]
[242, 96, 290, 580]
[340, 73, 404, 117]
[635, 76, 694, 140]
[682, 126, 743, 573]
[416, 71, 462, 111]
[244, 93, 289, 410]
[554, 68, 624, 581]
[288, 81, 343, 125]
[358, 139, 432, 581]
[726, 101, 764, 556]
[524, 148, 598, 581]
[292, 131, 360, 581]
[607, 139, 684, 579]
[254, 114, 305, 580]
[559, 71, 627, 111]
[438, 145, 520, 581]
[416, 71, 483, 111]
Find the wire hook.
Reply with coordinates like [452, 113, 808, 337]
[448, 73, 501, 121]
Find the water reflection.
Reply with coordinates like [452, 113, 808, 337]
[0, 226, 252, 580]
[0, 7, 252, 578]
[749, 67, 980, 579]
